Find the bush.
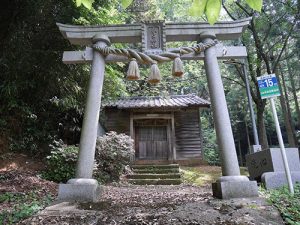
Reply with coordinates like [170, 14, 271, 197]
[203, 147, 220, 166]
[94, 131, 134, 183]
[41, 140, 78, 183]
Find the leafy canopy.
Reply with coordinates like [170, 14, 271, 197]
[76, 0, 94, 9]
[75, 0, 263, 24]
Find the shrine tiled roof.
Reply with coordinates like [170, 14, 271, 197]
[103, 94, 210, 109]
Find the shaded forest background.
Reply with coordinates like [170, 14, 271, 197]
[0, 0, 299, 164]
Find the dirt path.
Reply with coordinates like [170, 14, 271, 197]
[21, 184, 284, 225]
[0, 155, 285, 225]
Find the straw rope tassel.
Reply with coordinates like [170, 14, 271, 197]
[148, 61, 161, 84]
[126, 58, 140, 80]
[172, 57, 184, 77]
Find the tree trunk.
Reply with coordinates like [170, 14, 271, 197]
[257, 102, 269, 150]
[285, 57, 300, 127]
[279, 66, 298, 147]
[244, 118, 251, 154]
[276, 67, 297, 147]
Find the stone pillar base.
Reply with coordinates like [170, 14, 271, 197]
[212, 176, 258, 199]
[58, 178, 100, 202]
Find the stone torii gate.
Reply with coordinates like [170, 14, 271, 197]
[57, 18, 258, 201]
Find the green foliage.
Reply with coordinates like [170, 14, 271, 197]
[43, 132, 134, 183]
[0, 0, 128, 155]
[189, 0, 207, 17]
[41, 140, 79, 183]
[201, 114, 220, 165]
[76, 0, 95, 9]
[205, 0, 222, 25]
[7, 108, 49, 155]
[76, 0, 263, 24]
[188, 0, 263, 24]
[203, 149, 220, 166]
[263, 184, 300, 225]
[245, 0, 263, 12]
[225, 0, 300, 148]
[73, 0, 127, 25]
[94, 132, 134, 183]
[103, 65, 128, 101]
[121, 0, 134, 8]
[0, 191, 53, 225]
[125, 60, 207, 97]
[0, 0, 88, 154]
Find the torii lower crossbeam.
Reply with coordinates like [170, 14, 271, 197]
[62, 46, 247, 64]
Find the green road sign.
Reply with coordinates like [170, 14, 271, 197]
[257, 74, 281, 99]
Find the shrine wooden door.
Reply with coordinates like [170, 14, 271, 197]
[136, 126, 169, 160]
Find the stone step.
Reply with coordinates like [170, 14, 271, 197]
[127, 173, 181, 179]
[127, 178, 182, 185]
[131, 164, 180, 169]
[128, 164, 182, 185]
[132, 168, 180, 174]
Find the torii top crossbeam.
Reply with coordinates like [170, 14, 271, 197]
[57, 18, 251, 64]
[57, 18, 251, 45]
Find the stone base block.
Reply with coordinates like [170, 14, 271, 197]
[246, 148, 300, 180]
[58, 178, 100, 202]
[212, 180, 258, 199]
[261, 171, 300, 189]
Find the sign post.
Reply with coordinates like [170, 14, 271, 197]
[257, 74, 294, 194]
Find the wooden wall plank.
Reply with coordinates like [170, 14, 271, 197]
[104, 109, 130, 135]
[174, 109, 203, 159]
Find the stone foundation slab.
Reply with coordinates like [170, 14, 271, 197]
[261, 171, 300, 189]
[212, 180, 258, 199]
[58, 183, 100, 202]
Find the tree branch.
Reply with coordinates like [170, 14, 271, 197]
[222, 75, 245, 87]
[222, 0, 237, 20]
[272, 23, 296, 72]
[249, 19, 272, 74]
[235, 1, 253, 17]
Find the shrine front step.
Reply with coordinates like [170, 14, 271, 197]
[127, 173, 181, 179]
[127, 164, 182, 185]
[132, 164, 180, 169]
[127, 178, 182, 185]
[132, 169, 180, 174]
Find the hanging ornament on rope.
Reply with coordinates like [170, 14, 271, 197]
[92, 39, 217, 84]
[126, 58, 140, 80]
[148, 61, 161, 84]
[172, 57, 184, 77]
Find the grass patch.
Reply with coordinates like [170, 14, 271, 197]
[240, 167, 249, 176]
[0, 191, 53, 225]
[262, 184, 300, 225]
[181, 166, 249, 186]
[181, 166, 221, 186]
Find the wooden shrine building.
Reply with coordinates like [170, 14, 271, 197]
[102, 94, 210, 162]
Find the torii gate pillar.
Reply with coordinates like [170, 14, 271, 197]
[58, 35, 110, 202]
[201, 32, 258, 198]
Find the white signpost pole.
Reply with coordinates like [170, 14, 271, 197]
[257, 74, 294, 194]
[269, 98, 294, 194]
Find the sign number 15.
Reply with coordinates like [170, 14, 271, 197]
[264, 78, 274, 87]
